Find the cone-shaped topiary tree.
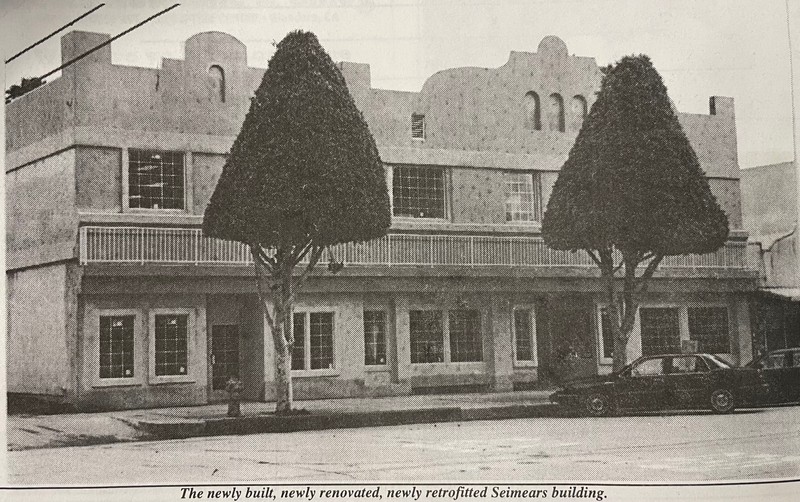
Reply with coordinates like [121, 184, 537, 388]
[204, 30, 390, 413]
[542, 55, 729, 372]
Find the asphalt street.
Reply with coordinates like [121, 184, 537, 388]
[7, 405, 800, 485]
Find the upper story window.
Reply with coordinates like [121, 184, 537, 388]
[208, 65, 226, 102]
[411, 113, 426, 140]
[505, 172, 542, 223]
[128, 150, 185, 210]
[570, 95, 587, 131]
[392, 165, 446, 219]
[548, 93, 565, 132]
[524, 91, 542, 131]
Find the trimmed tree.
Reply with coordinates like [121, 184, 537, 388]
[542, 55, 729, 372]
[203, 31, 390, 413]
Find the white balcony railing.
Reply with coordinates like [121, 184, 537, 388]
[78, 225, 757, 271]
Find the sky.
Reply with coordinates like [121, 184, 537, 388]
[2, 0, 798, 168]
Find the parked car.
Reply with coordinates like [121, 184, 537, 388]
[550, 353, 767, 416]
[745, 348, 800, 404]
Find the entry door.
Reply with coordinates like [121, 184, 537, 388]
[211, 325, 240, 391]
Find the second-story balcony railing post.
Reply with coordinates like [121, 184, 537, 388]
[79, 226, 755, 274]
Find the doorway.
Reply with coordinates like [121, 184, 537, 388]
[538, 299, 597, 383]
[211, 324, 240, 392]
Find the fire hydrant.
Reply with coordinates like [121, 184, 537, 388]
[226, 377, 243, 417]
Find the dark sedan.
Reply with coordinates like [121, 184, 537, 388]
[550, 353, 767, 416]
[746, 348, 800, 404]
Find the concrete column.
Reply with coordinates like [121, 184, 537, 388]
[731, 295, 753, 366]
[393, 295, 411, 384]
[489, 296, 514, 392]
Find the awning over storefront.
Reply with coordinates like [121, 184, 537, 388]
[758, 288, 800, 302]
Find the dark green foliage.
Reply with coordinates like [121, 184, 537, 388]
[542, 55, 729, 256]
[5, 77, 45, 104]
[203, 30, 390, 247]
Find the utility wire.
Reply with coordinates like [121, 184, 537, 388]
[5, 4, 106, 64]
[38, 3, 180, 81]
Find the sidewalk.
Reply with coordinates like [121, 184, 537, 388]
[7, 390, 557, 451]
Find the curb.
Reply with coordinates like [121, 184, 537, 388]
[137, 404, 560, 440]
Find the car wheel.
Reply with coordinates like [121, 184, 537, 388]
[584, 393, 613, 417]
[709, 388, 735, 414]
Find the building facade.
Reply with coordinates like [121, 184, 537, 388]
[741, 162, 800, 354]
[6, 31, 759, 410]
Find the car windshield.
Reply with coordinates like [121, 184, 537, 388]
[705, 354, 731, 369]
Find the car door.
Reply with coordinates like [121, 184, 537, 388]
[788, 350, 800, 402]
[663, 355, 712, 409]
[615, 357, 668, 410]
[756, 351, 792, 403]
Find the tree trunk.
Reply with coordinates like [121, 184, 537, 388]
[272, 298, 293, 414]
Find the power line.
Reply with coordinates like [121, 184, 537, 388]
[5, 4, 106, 64]
[38, 3, 180, 82]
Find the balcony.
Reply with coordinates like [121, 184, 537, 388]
[79, 226, 759, 275]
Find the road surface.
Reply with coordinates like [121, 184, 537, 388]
[7, 405, 800, 485]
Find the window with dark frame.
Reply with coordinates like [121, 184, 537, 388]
[410, 310, 444, 363]
[154, 314, 188, 376]
[514, 309, 533, 362]
[128, 149, 185, 210]
[392, 165, 446, 219]
[411, 113, 425, 140]
[505, 172, 542, 223]
[291, 312, 335, 370]
[364, 311, 387, 366]
[291, 313, 305, 370]
[688, 307, 729, 354]
[639, 308, 681, 356]
[449, 310, 483, 362]
[99, 315, 135, 379]
[309, 313, 334, 370]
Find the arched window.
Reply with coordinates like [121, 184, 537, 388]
[524, 91, 541, 131]
[208, 65, 225, 102]
[548, 93, 565, 132]
[570, 95, 587, 131]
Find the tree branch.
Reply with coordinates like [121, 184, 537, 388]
[250, 245, 277, 334]
[636, 253, 664, 295]
[289, 245, 325, 303]
[585, 249, 602, 268]
[293, 239, 314, 265]
[252, 243, 277, 273]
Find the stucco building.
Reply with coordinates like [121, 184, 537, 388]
[741, 162, 800, 354]
[6, 31, 759, 410]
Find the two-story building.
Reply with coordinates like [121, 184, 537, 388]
[741, 162, 799, 354]
[6, 31, 759, 410]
